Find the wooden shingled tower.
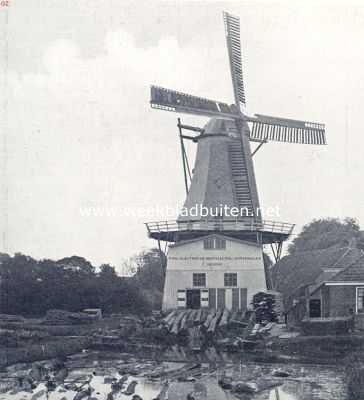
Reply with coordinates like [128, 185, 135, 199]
[145, 11, 326, 311]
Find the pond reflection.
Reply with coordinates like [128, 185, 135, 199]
[0, 349, 347, 400]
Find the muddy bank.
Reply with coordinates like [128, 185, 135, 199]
[0, 337, 91, 367]
[268, 334, 364, 363]
[0, 351, 348, 399]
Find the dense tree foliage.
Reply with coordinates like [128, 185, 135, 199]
[288, 217, 363, 255]
[133, 248, 166, 310]
[0, 249, 165, 317]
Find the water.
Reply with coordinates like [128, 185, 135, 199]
[0, 351, 347, 400]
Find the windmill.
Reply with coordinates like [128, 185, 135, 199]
[145, 12, 326, 311]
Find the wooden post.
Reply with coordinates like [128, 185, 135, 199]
[178, 118, 189, 195]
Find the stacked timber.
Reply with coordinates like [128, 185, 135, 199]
[208, 309, 223, 333]
[161, 308, 249, 336]
[204, 310, 216, 329]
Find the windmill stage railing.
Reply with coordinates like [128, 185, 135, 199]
[145, 219, 294, 236]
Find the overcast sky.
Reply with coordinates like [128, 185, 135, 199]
[1, 0, 364, 269]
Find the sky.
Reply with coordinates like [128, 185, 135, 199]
[1, 0, 364, 270]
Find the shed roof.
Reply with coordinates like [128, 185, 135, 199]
[329, 255, 364, 282]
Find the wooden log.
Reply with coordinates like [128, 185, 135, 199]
[230, 310, 239, 322]
[180, 310, 192, 331]
[122, 381, 138, 395]
[242, 312, 256, 339]
[167, 311, 179, 331]
[195, 309, 202, 323]
[171, 310, 186, 334]
[204, 309, 216, 329]
[163, 310, 176, 324]
[208, 309, 223, 333]
[188, 310, 195, 321]
[189, 310, 198, 322]
[201, 309, 208, 323]
[155, 382, 169, 400]
[219, 309, 229, 327]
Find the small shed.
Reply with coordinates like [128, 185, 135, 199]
[82, 308, 103, 320]
[272, 246, 364, 325]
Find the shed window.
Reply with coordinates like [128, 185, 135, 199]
[193, 273, 206, 287]
[204, 237, 226, 250]
[224, 273, 237, 287]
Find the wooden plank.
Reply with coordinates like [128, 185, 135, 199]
[230, 310, 239, 322]
[208, 309, 223, 332]
[163, 310, 176, 324]
[180, 310, 192, 331]
[171, 310, 185, 334]
[195, 309, 202, 323]
[219, 308, 229, 327]
[189, 309, 198, 321]
[204, 309, 216, 329]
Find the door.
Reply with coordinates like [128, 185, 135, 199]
[225, 289, 233, 309]
[217, 289, 226, 309]
[240, 288, 247, 311]
[309, 299, 321, 318]
[186, 289, 201, 309]
[232, 288, 240, 310]
[209, 288, 217, 309]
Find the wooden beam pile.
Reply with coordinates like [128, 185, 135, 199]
[161, 309, 248, 335]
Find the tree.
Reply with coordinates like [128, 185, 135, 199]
[288, 217, 361, 255]
[56, 256, 95, 274]
[99, 263, 117, 277]
[133, 248, 166, 310]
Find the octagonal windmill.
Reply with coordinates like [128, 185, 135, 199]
[145, 11, 326, 311]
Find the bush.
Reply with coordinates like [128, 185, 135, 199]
[345, 355, 364, 400]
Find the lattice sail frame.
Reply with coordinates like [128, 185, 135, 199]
[248, 114, 326, 145]
[149, 11, 327, 146]
[224, 11, 246, 108]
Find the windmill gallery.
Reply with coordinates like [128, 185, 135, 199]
[145, 11, 326, 311]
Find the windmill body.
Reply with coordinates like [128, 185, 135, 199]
[178, 118, 260, 223]
[146, 12, 326, 311]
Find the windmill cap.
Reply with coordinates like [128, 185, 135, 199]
[203, 118, 238, 137]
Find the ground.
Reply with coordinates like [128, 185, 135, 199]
[0, 313, 363, 399]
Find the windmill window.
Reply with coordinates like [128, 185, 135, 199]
[357, 287, 364, 313]
[204, 237, 226, 250]
[193, 273, 206, 287]
[224, 273, 237, 287]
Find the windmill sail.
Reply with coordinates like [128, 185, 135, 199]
[150, 86, 239, 119]
[223, 11, 246, 108]
[248, 114, 326, 145]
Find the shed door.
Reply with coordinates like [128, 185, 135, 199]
[186, 289, 201, 309]
[309, 299, 321, 318]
